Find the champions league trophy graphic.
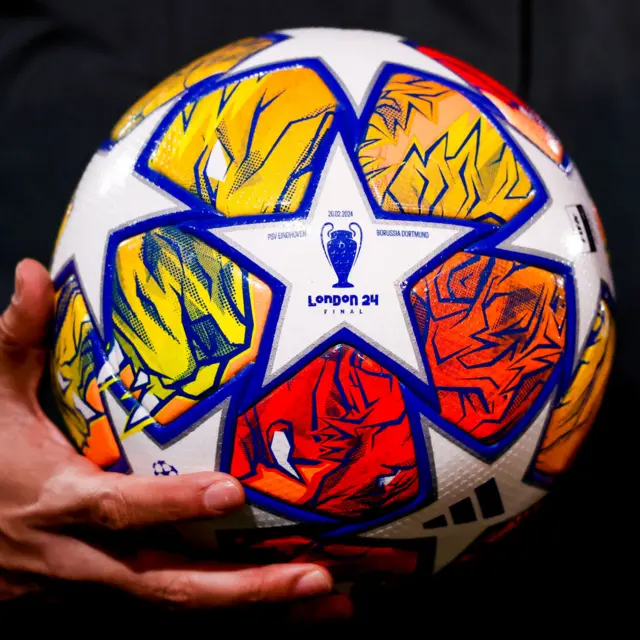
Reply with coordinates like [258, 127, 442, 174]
[321, 222, 363, 288]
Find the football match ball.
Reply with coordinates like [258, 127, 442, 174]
[50, 27, 615, 578]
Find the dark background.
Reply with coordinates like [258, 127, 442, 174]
[0, 0, 634, 631]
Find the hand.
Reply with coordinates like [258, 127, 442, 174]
[0, 259, 340, 611]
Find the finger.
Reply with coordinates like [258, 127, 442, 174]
[52, 470, 246, 529]
[134, 562, 334, 608]
[0, 259, 53, 394]
[0, 259, 53, 351]
[37, 533, 333, 608]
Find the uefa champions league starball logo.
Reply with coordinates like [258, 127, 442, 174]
[153, 460, 179, 476]
[321, 222, 363, 288]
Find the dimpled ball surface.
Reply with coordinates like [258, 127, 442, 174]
[50, 27, 615, 578]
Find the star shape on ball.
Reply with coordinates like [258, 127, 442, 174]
[200, 137, 473, 397]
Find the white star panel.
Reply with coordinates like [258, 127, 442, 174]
[361, 401, 550, 566]
[210, 138, 470, 386]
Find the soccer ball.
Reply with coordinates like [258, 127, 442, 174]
[50, 27, 615, 578]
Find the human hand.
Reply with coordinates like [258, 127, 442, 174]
[0, 258, 340, 611]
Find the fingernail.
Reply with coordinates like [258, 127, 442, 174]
[12, 262, 24, 306]
[203, 478, 243, 512]
[293, 570, 332, 598]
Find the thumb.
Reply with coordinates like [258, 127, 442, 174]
[0, 259, 54, 393]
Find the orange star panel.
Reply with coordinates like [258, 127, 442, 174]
[231, 344, 420, 519]
[410, 252, 567, 443]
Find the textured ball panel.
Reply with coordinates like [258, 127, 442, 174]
[416, 45, 564, 165]
[532, 297, 615, 479]
[51, 276, 121, 468]
[231, 344, 424, 521]
[216, 530, 434, 580]
[111, 36, 278, 142]
[109, 226, 271, 428]
[409, 252, 567, 443]
[146, 66, 339, 216]
[358, 72, 536, 223]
